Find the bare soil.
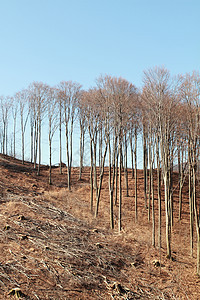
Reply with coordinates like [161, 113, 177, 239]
[0, 154, 200, 299]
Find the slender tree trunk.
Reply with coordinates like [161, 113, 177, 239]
[30, 117, 33, 163]
[99, 125, 102, 173]
[37, 119, 41, 176]
[156, 137, 162, 249]
[6, 120, 8, 155]
[10, 137, 13, 156]
[2, 122, 5, 155]
[189, 142, 194, 257]
[148, 135, 151, 222]
[164, 173, 171, 259]
[79, 126, 82, 180]
[68, 119, 74, 190]
[59, 107, 62, 175]
[178, 146, 183, 221]
[34, 119, 38, 169]
[13, 118, 16, 158]
[134, 127, 137, 222]
[193, 162, 200, 274]
[65, 121, 71, 190]
[115, 150, 119, 205]
[129, 131, 134, 178]
[151, 160, 155, 247]
[109, 138, 116, 229]
[22, 131, 24, 164]
[143, 125, 148, 208]
[79, 122, 84, 180]
[118, 138, 122, 232]
[90, 139, 94, 212]
[93, 141, 97, 192]
[21, 113, 25, 164]
[49, 136, 52, 185]
[169, 154, 174, 228]
[95, 143, 108, 217]
[81, 129, 85, 177]
[124, 133, 129, 197]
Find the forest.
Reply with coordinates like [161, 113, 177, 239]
[0, 66, 200, 276]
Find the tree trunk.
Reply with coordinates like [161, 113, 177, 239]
[22, 131, 24, 164]
[99, 125, 103, 173]
[21, 114, 25, 164]
[49, 137, 52, 185]
[189, 143, 194, 257]
[178, 146, 183, 221]
[95, 143, 108, 217]
[169, 155, 174, 228]
[93, 141, 97, 192]
[193, 163, 200, 274]
[118, 139, 122, 232]
[134, 127, 138, 222]
[79, 122, 84, 180]
[109, 142, 115, 229]
[67, 119, 74, 190]
[151, 161, 155, 247]
[65, 122, 71, 190]
[34, 119, 38, 169]
[164, 173, 171, 259]
[37, 119, 41, 176]
[129, 131, 134, 178]
[143, 126, 148, 208]
[90, 139, 94, 212]
[124, 133, 129, 197]
[148, 136, 151, 222]
[30, 116, 33, 163]
[115, 150, 119, 205]
[59, 107, 62, 175]
[156, 137, 162, 249]
[13, 118, 16, 158]
[5, 121, 8, 155]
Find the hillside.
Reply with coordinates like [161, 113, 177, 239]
[0, 154, 200, 299]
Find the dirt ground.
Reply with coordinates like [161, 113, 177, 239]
[0, 154, 200, 299]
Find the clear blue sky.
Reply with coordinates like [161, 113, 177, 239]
[0, 0, 199, 96]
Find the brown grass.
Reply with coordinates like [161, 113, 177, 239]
[0, 154, 200, 299]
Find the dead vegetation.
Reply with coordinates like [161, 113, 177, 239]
[0, 154, 200, 299]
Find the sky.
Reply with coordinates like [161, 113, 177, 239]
[0, 0, 200, 96]
[0, 0, 199, 166]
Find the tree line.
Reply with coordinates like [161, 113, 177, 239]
[0, 67, 200, 273]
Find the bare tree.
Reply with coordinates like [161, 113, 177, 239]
[96, 75, 115, 228]
[0, 96, 10, 155]
[11, 96, 18, 158]
[127, 93, 141, 221]
[142, 66, 181, 258]
[142, 117, 148, 209]
[82, 89, 99, 212]
[108, 77, 135, 231]
[77, 92, 87, 180]
[47, 87, 59, 185]
[58, 81, 82, 190]
[57, 90, 64, 175]
[29, 82, 48, 174]
[15, 90, 30, 164]
[181, 72, 200, 273]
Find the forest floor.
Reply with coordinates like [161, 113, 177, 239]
[0, 154, 200, 299]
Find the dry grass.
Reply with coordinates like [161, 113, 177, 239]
[0, 154, 200, 299]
